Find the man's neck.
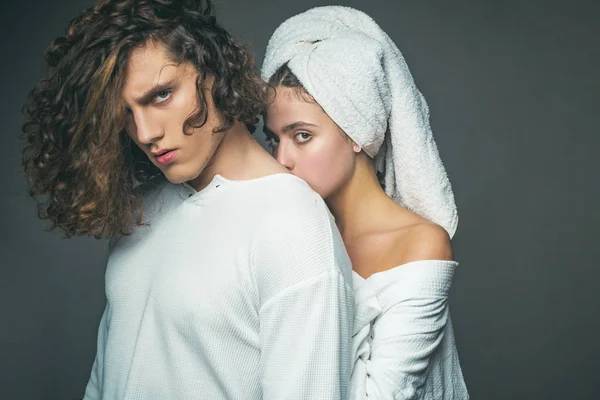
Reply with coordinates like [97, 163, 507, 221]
[187, 122, 250, 191]
[188, 122, 283, 191]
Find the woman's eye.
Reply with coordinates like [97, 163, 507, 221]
[155, 90, 172, 103]
[295, 132, 311, 143]
[266, 136, 279, 147]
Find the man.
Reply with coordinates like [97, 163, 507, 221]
[22, 1, 354, 399]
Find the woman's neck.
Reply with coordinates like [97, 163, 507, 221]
[326, 154, 396, 239]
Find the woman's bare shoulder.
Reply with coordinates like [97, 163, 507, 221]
[400, 222, 454, 263]
[350, 221, 453, 279]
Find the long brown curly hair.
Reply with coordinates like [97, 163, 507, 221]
[22, 0, 268, 239]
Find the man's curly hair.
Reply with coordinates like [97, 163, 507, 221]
[22, 0, 268, 239]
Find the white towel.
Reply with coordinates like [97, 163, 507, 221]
[261, 6, 458, 237]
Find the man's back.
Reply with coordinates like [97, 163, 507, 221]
[84, 173, 354, 400]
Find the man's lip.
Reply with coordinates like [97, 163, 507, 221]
[151, 148, 176, 157]
[155, 149, 177, 165]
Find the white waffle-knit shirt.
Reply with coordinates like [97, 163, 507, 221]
[82, 173, 355, 400]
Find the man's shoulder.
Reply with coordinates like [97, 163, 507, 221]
[247, 176, 352, 298]
[241, 173, 329, 219]
[249, 173, 319, 202]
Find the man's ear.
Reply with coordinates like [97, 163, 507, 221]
[199, 72, 215, 91]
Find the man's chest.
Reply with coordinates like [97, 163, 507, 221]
[104, 222, 260, 332]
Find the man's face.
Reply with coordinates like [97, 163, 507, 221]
[122, 40, 223, 184]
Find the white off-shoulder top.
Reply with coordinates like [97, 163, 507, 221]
[349, 260, 469, 399]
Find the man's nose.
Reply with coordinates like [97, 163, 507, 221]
[133, 110, 164, 145]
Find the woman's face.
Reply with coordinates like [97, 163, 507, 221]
[263, 87, 357, 199]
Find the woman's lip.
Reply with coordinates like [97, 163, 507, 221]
[155, 149, 178, 165]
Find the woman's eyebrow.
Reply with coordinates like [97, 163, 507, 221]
[282, 121, 317, 132]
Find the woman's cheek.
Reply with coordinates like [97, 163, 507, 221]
[298, 149, 341, 197]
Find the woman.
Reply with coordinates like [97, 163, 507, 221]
[261, 6, 469, 399]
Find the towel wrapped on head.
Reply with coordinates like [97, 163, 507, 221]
[261, 6, 458, 238]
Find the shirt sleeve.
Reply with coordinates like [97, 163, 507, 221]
[82, 305, 109, 400]
[252, 198, 355, 400]
[350, 260, 463, 400]
[83, 237, 121, 400]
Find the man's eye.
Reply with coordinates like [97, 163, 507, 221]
[155, 90, 172, 103]
[266, 136, 279, 147]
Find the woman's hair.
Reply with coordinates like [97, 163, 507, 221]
[22, 0, 268, 239]
[267, 63, 314, 102]
[269, 63, 302, 88]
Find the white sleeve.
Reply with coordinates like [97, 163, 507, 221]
[82, 305, 109, 400]
[259, 271, 354, 399]
[351, 261, 464, 400]
[253, 199, 355, 400]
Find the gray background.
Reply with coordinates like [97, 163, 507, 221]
[1, 0, 598, 399]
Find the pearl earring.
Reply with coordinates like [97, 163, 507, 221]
[353, 144, 362, 153]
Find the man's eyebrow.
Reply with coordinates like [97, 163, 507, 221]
[134, 79, 177, 106]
